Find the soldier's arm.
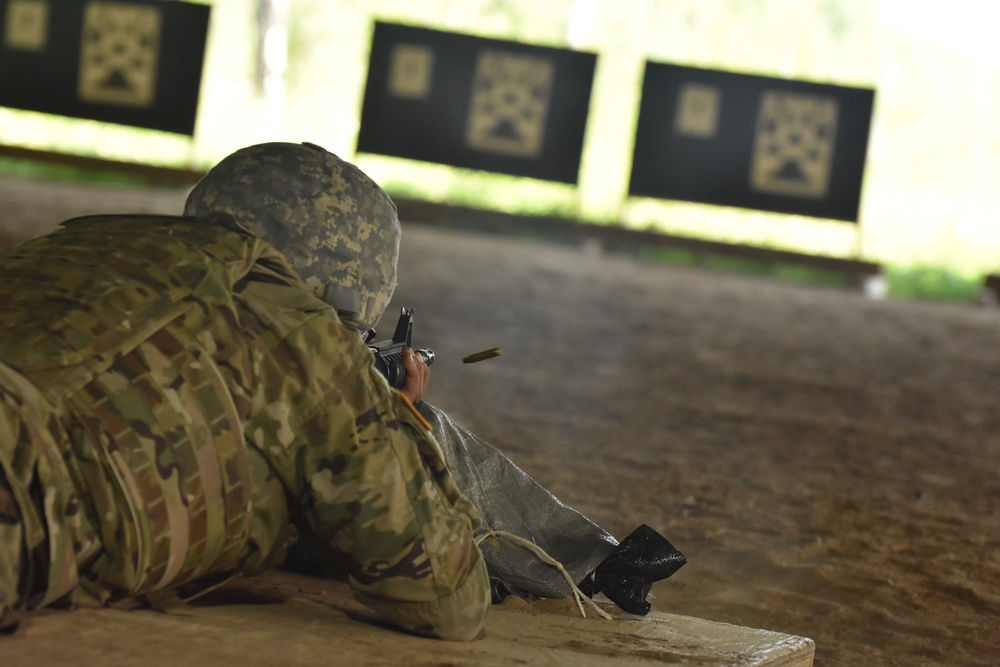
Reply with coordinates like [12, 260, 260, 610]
[237, 280, 490, 640]
[329, 374, 491, 640]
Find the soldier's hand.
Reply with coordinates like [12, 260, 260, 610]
[401, 347, 430, 405]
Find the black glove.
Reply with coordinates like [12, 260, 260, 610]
[489, 574, 513, 604]
[581, 524, 686, 615]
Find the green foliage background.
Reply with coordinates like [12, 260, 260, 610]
[2, 0, 997, 301]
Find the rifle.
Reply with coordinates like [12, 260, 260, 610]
[368, 307, 434, 389]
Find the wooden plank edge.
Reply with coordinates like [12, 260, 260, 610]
[393, 197, 883, 291]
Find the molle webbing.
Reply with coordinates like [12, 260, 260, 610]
[0, 215, 296, 600]
[66, 328, 255, 596]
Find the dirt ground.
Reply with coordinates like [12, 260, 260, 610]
[1, 173, 998, 666]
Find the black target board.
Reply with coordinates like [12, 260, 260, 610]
[0, 0, 210, 135]
[629, 62, 875, 222]
[358, 22, 597, 184]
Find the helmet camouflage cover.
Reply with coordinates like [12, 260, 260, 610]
[184, 142, 400, 331]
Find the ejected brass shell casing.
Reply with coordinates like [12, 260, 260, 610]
[462, 347, 503, 364]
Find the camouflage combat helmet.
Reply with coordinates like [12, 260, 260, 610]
[184, 142, 400, 331]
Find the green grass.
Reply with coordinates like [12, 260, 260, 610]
[634, 240, 986, 301]
[884, 265, 982, 303]
[0, 156, 988, 304]
[0, 157, 174, 189]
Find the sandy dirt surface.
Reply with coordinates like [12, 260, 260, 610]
[1, 173, 998, 665]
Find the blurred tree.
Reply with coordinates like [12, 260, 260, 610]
[256, 0, 289, 99]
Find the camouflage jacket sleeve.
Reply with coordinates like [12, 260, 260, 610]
[235, 273, 490, 641]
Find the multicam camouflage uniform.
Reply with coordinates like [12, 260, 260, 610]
[0, 142, 681, 639]
[0, 147, 491, 640]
